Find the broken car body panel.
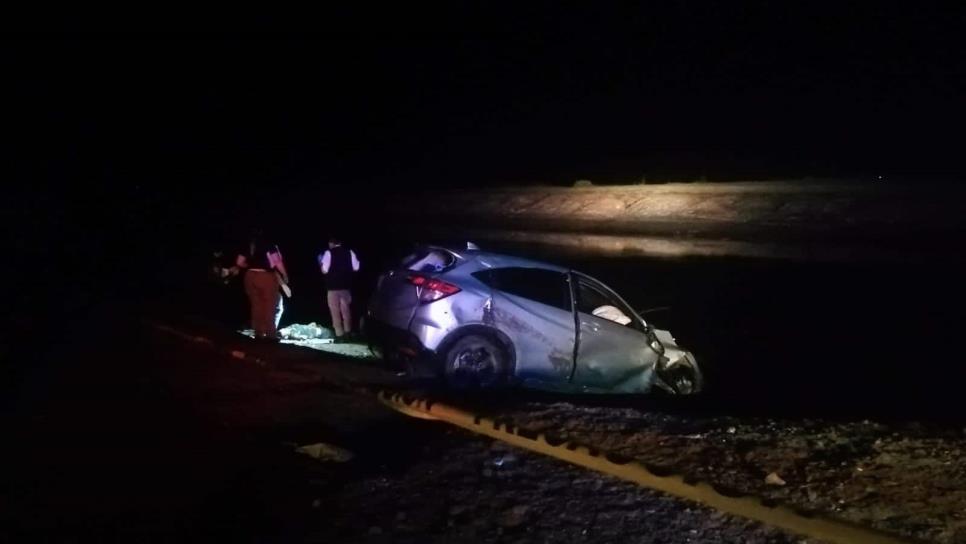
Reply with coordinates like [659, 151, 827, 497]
[571, 272, 661, 393]
[367, 246, 702, 394]
[489, 287, 576, 384]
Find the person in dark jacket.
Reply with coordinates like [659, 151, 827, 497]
[236, 229, 289, 341]
[317, 237, 360, 340]
[208, 249, 245, 328]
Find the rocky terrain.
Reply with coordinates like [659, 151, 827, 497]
[472, 401, 966, 543]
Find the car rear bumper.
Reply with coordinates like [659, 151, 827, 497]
[364, 317, 435, 362]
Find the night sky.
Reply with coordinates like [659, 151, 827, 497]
[4, 6, 966, 294]
[8, 6, 966, 200]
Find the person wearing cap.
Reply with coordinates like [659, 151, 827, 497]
[317, 237, 360, 341]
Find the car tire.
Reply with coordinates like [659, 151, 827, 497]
[443, 334, 509, 389]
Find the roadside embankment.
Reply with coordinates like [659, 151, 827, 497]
[377, 181, 965, 260]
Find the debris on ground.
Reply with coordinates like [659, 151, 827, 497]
[765, 472, 787, 486]
[295, 442, 354, 462]
[280, 322, 333, 341]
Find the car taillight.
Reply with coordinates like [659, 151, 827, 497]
[408, 274, 461, 303]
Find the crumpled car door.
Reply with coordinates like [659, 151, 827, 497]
[571, 273, 660, 392]
[476, 267, 576, 385]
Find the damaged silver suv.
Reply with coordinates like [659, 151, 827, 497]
[366, 245, 702, 394]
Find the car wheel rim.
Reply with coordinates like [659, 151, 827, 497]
[449, 345, 501, 387]
[455, 347, 495, 374]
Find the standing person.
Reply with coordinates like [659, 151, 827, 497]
[237, 229, 289, 342]
[318, 237, 360, 341]
[208, 249, 243, 327]
[273, 245, 292, 330]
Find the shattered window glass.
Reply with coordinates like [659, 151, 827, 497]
[474, 267, 571, 311]
[402, 249, 456, 273]
[576, 278, 639, 329]
[575, 281, 612, 316]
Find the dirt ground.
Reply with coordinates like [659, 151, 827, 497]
[0, 308, 809, 543]
[470, 401, 966, 543]
[236, 320, 966, 540]
[307, 427, 809, 544]
[167, 314, 966, 543]
[8, 299, 965, 543]
[163, 318, 966, 542]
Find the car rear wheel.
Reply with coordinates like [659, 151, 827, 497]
[443, 335, 509, 389]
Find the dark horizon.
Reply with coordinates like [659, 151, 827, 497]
[6, 9, 966, 304]
[7, 7, 966, 204]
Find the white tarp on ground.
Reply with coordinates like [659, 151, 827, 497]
[238, 323, 379, 360]
[280, 322, 333, 340]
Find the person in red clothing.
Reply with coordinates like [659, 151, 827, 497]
[236, 229, 289, 342]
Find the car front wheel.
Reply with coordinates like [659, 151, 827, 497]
[443, 335, 509, 389]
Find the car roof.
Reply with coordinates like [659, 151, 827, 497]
[428, 245, 570, 273]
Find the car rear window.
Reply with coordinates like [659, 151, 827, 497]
[473, 267, 571, 311]
[401, 248, 457, 273]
